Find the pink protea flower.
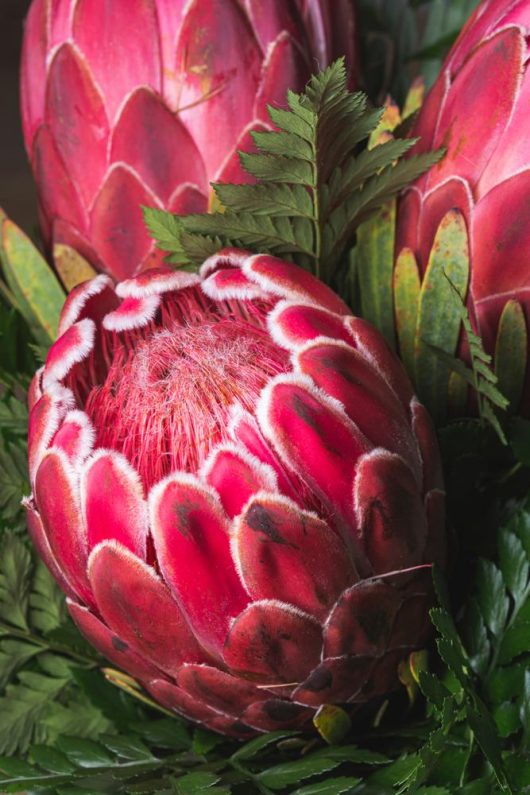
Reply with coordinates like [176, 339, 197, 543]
[20, 0, 357, 281]
[395, 0, 530, 410]
[25, 249, 445, 736]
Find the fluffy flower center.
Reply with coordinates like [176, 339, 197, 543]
[84, 316, 288, 487]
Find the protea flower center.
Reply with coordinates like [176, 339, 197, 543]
[85, 312, 288, 485]
[26, 250, 446, 737]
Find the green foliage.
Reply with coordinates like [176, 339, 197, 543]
[429, 275, 509, 440]
[144, 59, 441, 290]
[357, 0, 482, 104]
[0, 210, 65, 346]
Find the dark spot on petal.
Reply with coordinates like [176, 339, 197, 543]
[111, 636, 128, 651]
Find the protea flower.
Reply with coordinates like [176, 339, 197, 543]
[20, 0, 357, 282]
[396, 0, 530, 412]
[24, 248, 444, 735]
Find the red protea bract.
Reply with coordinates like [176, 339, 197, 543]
[25, 249, 445, 736]
[395, 0, 530, 413]
[20, 0, 357, 282]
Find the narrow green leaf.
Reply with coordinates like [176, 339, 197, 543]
[258, 757, 340, 790]
[28, 745, 77, 774]
[291, 777, 361, 795]
[476, 559, 509, 638]
[0, 218, 65, 345]
[414, 209, 469, 422]
[394, 246, 421, 374]
[356, 200, 397, 349]
[231, 730, 298, 761]
[498, 530, 529, 606]
[59, 736, 113, 767]
[498, 623, 530, 665]
[495, 299, 527, 412]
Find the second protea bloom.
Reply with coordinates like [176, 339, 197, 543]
[20, 0, 357, 281]
[396, 0, 530, 411]
[25, 250, 444, 735]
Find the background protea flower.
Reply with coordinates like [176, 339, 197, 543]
[395, 0, 530, 414]
[25, 248, 445, 736]
[20, 0, 357, 283]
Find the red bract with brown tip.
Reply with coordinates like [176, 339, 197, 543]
[396, 0, 530, 411]
[20, 0, 357, 281]
[25, 249, 445, 736]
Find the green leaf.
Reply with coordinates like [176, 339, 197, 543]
[231, 730, 298, 762]
[498, 529, 529, 607]
[313, 704, 351, 745]
[495, 299, 527, 412]
[498, 623, 530, 665]
[58, 737, 113, 768]
[174, 772, 221, 794]
[394, 246, 421, 375]
[257, 756, 340, 790]
[0, 217, 65, 345]
[414, 209, 469, 422]
[291, 777, 361, 795]
[29, 745, 77, 774]
[145, 59, 439, 290]
[0, 439, 29, 525]
[356, 201, 397, 349]
[0, 534, 32, 630]
[476, 560, 510, 638]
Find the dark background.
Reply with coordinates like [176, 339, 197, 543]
[1, 0, 37, 233]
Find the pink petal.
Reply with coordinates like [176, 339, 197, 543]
[447, 0, 519, 75]
[68, 600, 162, 682]
[411, 400, 444, 494]
[229, 408, 300, 502]
[51, 219, 105, 273]
[234, 493, 356, 619]
[102, 294, 161, 332]
[168, 184, 208, 214]
[427, 28, 524, 196]
[254, 33, 308, 122]
[20, 0, 48, 152]
[149, 475, 249, 658]
[293, 655, 372, 707]
[395, 189, 421, 266]
[90, 165, 163, 280]
[58, 275, 119, 336]
[245, 255, 350, 314]
[214, 121, 268, 185]
[45, 43, 109, 209]
[240, 0, 300, 52]
[406, 70, 449, 159]
[295, 339, 421, 480]
[116, 268, 199, 299]
[416, 179, 473, 275]
[240, 699, 311, 732]
[478, 62, 530, 198]
[269, 301, 353, 350]
[354, 451, 427, 573]
[25, 500, 79, 601]
[146, 677, 225, 723]
[42, 319, 95, 391]
[35, 450, 92, 605]
[88, 541, 204, 676]
[72, 0, 162, 124]
[177, 664, 266, 717]
[51, 410, 95, 466]
[111, 88, 208, 203]
[324, 580, 400, 658]
[202, 444, 277, 519]
[346, 317, 414, 408]
[174, 0, 262, 178]
[223, 599, 322, 683]
[28, 391, 72, 484]
[258, 374, 369, 525]
[31, 126, 86, 236]
[81, 451, 147, 558]
[202, 268, 268, 303]
[471, 170, 530, 302]
[28, 370, 43, 412]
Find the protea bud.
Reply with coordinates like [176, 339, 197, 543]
[20, 0, 357, 282]
[395, 0, 530, 413]
[25, 249, 445, 735]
